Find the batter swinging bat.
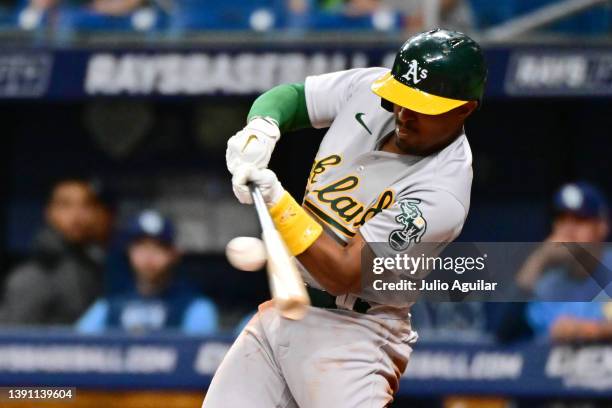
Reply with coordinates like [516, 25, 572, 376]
[248, 182, 310, 320]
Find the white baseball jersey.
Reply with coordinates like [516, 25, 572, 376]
[203, 68, 471, 408]
[301, 67, 473, 309]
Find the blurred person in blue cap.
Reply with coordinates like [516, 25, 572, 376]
[517, 182, 612, 342]
[76, 210, 218, 335]
[550, 181, 609, 242]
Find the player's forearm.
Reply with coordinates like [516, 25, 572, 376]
[248, 83, 312, 133]
[297, 233, 363, 295]
[266, 190, 361, 295]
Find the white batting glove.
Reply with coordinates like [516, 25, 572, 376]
[232, 165, 285, 206]
[226, 117, 281, 175]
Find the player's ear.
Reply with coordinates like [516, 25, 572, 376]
[455, 101, 478, 119]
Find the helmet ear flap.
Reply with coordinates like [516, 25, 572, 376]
[381, 98, 394, 112]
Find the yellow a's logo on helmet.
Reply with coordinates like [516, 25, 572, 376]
[371, 29, 487, 115]
[401, 59, 429, 85]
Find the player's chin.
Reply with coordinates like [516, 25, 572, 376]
[395, 129, 420, 147]
[395, 135, 431, 156]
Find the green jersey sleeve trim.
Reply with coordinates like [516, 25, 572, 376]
[247, 83, 312, 133]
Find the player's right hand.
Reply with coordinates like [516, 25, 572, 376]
[231, 164, 284, 206]
[226, 117, 281, 175]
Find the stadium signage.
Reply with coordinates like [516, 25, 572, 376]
[0, 333, 612, 396]
[405, 351, 523, 380]
[0, 53, 52, 97]
[84, 52, 386, 95]
[0, 46, 611, 99]
[193, 342, 230, 375]
[506, 51, 612, 96]
[0, 344, 177, 373]
[546, 345, 612, 390]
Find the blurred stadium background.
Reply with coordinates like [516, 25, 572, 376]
[0, 0, 612, 407]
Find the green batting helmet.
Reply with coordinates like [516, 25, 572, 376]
[372, 29, 487, 115]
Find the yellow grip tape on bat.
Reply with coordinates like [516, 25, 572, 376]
[269, 191, 323, 256]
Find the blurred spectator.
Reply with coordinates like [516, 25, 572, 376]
[88, 0, 146, 17]
[291, 0, 471, 32]
[520, 182, 612, 342]
[383, 0, 474, 33]
[345, 0, 381, 16]
[410, 302, 491, 342]
[311, 0, 386, 16]
[312, 0, 474, 30]
[518, 182, 610, 295]
[77, 210, 218, 335]
[0, 178, 104, 325]
[18, 0, 156, 32]
[288, 0, 307, 13]
[64, 0, 159, 34]
[18, 0, 60, 30]
[288, 0, 402, 31]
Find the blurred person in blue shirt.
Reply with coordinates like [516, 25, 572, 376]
[77, 210, 218, 335]
[519, 182, 612, 342]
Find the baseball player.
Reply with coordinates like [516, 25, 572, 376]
[204, 29, 487, 407]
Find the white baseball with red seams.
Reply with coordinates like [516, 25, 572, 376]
[225, 236, 267, 271]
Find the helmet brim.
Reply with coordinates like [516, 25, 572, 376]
[371, 72, 469, 115]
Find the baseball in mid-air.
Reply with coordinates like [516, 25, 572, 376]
[225, 236, 267, 271]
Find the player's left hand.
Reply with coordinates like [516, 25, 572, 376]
[226, 117, 281, 175]
[232, 165, 285, 206]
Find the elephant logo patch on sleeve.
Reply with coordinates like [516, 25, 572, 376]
[388, 198, 427, 251]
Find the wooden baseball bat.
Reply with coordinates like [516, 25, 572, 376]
[248, 183, 310, 320]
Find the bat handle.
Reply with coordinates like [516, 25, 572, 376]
[248, 182, 276, 231]
[247, 182, 310, 320]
